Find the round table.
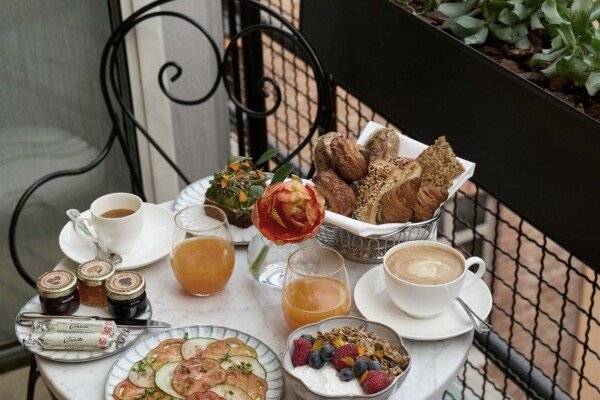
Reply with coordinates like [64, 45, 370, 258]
[36, 250, 472, 400]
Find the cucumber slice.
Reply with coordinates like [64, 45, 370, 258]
[220, 356, 267, 379]
[154, 362, 183, 399]
[209, 385, 252, 400]
[181, 337, 218, 360]
[128, 359, 156, 388]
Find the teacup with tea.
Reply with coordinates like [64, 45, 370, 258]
[75, 193, 144, 254]
[383, 240, 485, 318]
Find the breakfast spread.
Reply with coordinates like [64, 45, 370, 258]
[36, 270, 80, 316]
[312, 128, 464, 224]
[204, 158, 268, 228]
[113, 336, 268, 400]
[290, 326, 410, 396]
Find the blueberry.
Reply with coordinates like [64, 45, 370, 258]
[309, 351, 324, 369]
[367, 360, 381, 370]
[338, 368, 354, 382]
[320, 343, 335, 361]
[301, 334, 315, 344]
[354, 358, 369, 377]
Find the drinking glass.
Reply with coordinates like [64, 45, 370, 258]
[171, 205, 235, 296]
[282, 246, 350, 330]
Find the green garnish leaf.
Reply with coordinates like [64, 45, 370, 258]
[255, 148, 279, 166]
[270, 162, 293, 184]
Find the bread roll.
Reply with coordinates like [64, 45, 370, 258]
[365, 128, 399, 161]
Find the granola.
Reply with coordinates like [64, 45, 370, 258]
[315, 326, 410, 377]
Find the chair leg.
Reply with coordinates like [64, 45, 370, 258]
[27, 356, 39, 400]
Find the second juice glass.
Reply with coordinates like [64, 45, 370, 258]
[282, 246, 350, 330]
[171, 205, 235, 296]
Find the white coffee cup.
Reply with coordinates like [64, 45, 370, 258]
[383, 240, 485, 319]
[76, 193, 144, 254]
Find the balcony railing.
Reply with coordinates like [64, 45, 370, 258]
[229, 1, 600, 399]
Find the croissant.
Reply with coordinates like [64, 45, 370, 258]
[412, 185, 448, 222]
[313, 132, 340, 171]
[330, 136, 368, 182]
[377, 177, 421, 223]
[312, 170, 356, 216]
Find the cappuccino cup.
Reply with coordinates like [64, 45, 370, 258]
[76, 193, 144, 254]
[383, 240, 485, 319]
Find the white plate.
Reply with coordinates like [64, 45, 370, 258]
[104, 325, 284, 400]
[173, 175, 260, 245]
[59, 203, 173, 270]
[15, 297, 152, 362]
[354, 267, 492, 341]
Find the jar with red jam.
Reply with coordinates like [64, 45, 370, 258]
[76, 260, 115, 307]
[106, 271, 147, 319]
[36, 270, 80, 315]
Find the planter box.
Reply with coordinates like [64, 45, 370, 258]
[300, 0, 600, 267]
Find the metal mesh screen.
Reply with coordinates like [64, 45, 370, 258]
[227, 1, 600, 398]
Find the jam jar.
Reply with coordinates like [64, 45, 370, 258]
[106, 271, 147, 319]
[76, 260, 115, 307]
[36, 270, 80, 315]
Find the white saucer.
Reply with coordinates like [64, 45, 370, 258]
[354, 266, 492, 341]
[173, 175, 261, 245]
[59, 203, 173, 270]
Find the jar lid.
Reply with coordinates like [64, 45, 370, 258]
[106, 271, 145, 301]
[76, 260, 115, 286]
[36, 270, 77, 298]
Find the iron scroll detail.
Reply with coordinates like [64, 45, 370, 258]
[9, 0, 332, 286]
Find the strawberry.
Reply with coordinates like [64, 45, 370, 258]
[360, 370, 392, 394]
[332, 343, 358, 370]
[291, 338, 312, 366]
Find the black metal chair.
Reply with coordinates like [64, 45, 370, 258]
[7, 1, 332, 398]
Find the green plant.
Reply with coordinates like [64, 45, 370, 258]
[435, 0, 600, 95]
[530, 0, 600, 95]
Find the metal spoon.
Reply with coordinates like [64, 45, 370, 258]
[65, 209, 122, 265]
[456, 297, 491, 333]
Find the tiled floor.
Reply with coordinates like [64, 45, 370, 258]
[0, 367, 53, 400]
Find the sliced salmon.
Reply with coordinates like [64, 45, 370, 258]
[172, 358, 226, 397]
[146, 339, 185, 371]
[224, 370, 267, 400]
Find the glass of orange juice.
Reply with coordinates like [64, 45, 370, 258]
[171, 205, 235, 296]
[282, 246, 350, 330]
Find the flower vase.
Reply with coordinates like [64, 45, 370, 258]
[247, 234, 313, 288]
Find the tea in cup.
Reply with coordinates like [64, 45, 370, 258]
[76, 193, 144, 254]
[383, 240, 485, 318]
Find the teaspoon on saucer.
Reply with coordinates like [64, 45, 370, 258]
[65, 209, 122, 265]
[456, 297, 491, 333]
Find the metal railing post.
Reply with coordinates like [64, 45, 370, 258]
[240, 2, 269, 165]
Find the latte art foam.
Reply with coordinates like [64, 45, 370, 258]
[387, 246, 464, 285]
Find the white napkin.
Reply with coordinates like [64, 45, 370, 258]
[313, 121, 476, 238]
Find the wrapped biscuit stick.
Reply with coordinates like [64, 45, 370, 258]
[36, 331, 126, 351]
[32, 319, 120, 335]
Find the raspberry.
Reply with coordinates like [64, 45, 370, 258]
[332, 343, 358, 370]
[291, 338, 312, 366]
[360, 370, 392, 394]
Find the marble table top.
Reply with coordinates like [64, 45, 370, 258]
[36, 250, 472, 400]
